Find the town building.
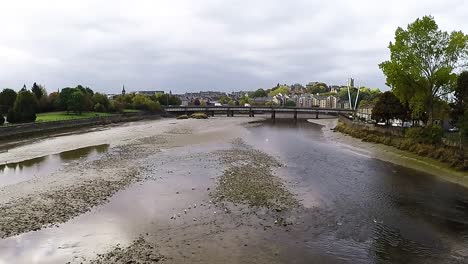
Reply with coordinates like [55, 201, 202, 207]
[357, 104, 374, 121]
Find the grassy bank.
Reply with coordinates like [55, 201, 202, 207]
[335, 122, 467, 171]
[36, 111, 112, 122]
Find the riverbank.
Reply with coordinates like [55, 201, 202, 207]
[310, 118, 468, 188]
[0, 112, 159, 142]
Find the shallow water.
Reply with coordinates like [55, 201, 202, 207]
[243, 119, 468, 263]
[0, 144, 109, 187]
[0, 144, 223, 264]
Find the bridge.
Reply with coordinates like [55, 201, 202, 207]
[165, 106, 354, 120]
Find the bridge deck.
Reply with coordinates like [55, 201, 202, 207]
[165, 106, 354, 113]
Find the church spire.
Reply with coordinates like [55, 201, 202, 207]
[122, 85, 126, 95]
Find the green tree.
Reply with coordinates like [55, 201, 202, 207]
[249, 89, 268, 98]
[306, 82, 328, 94]
[450, 72, 468, 138]
[31, 82, 44, 100]
[239, 95, 252, 106]
[0, 88, 17, 114]
[92, 93, 110, 111]
[68, 90, 86, 114]
[371, 91, 407, 125]
[218, 95, 231, 105]
[153, 93, 181, 106]
[379, 16, 468, 124]
[7, 90, 38, 123]
[284, 100, 296, 107]
[268, 85, 289, 97]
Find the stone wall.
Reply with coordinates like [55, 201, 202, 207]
[0, 113, 159, 140]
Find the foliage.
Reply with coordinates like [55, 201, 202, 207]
[405, 125, 444, 145]
[379, 15, 468, 123]
[152, 93, 181, 106]
[284, 100, 296, 107]
[94, 103, 105, 112]
[31, 82, 44, 100]
[372, 91, 407, 124]
[0, 114, 4, 125]
[92, 93, 110, 111]
[68, 90, 86, 114]
[450, 71, 468, 137]
[249, 89, 268, 98]
[193, 98, 201, 106]
[218, 95, 231, 105]
[306, 82, 328, 94]
[190, 113, 208, 119]
[268, 85, 289, 97]
[0, 88, 17, 114]
[132, 94, 160, 112]
[7, 90, 38, 123]
[108, 100, 125, 113]
[239, 95, 253, 106]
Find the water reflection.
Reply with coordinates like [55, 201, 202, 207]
[0, 144, 109, 187]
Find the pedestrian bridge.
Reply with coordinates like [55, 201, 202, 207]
[165, 106, 354, 119]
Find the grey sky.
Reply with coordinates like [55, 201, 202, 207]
[0, 0, 467, 94]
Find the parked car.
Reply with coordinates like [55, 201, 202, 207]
[377, 122, 386, 126]
[449, 127, 459, 132]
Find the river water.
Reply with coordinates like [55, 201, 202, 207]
[243, 119, 468, 263]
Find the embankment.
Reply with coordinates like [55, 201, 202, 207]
[0, 112, 160, 141]
[334, 117, 467, 171]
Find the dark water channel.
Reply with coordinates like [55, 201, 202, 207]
[244, 119, 468, 263]
[0, 144, 109, 187]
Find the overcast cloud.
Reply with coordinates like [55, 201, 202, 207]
[0, 0, 467, 94]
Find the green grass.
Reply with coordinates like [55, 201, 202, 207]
[123, 109, 141, 113]
[36, 111, 112, 122]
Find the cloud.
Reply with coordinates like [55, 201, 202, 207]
[0, 0, 467, 93]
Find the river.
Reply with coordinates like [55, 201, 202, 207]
[243, 119, 468, 263]
[0, 117, 467, 263]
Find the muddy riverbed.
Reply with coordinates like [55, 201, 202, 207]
[0, 117, 467, 263]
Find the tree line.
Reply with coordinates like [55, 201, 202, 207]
[0, 84, 181, 124]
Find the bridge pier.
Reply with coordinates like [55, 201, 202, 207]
[249, 109, 255, 117]
[293, 110, 297, 120]
[271, 111, 275, 120]
[315, 111, 319, 119]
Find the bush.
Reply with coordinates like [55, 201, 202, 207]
[94, 103, 106, 112]
[176, 115, 189, 119]
[405, 125, 443, 145]
[0, 114, 4, 125]
[6, 109, 36, 123]
[108, 100, 124, 113]
[190, 113, 208, 119]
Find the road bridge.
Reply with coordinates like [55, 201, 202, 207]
[165, 106, 354, 120]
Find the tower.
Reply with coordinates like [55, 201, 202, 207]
[122, 85, 126, 95]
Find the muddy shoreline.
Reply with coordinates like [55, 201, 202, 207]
[309, 118, 468, 187]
